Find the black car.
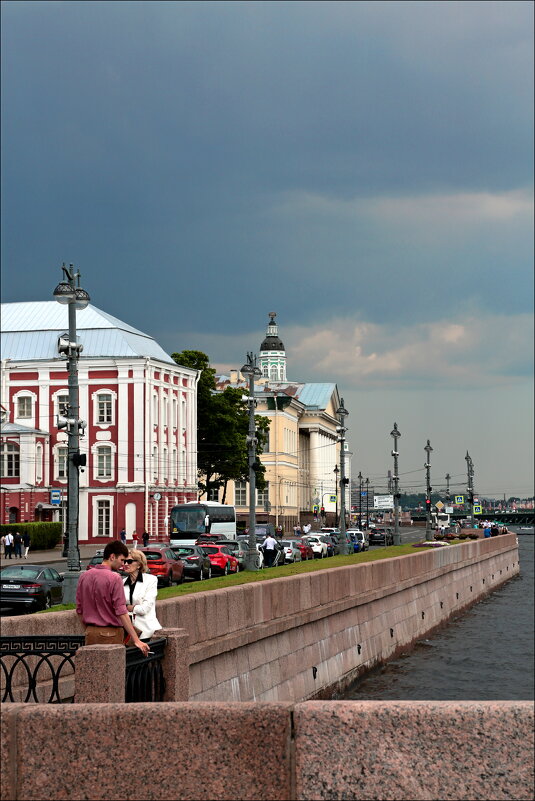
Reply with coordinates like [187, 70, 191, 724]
[319, 535, 337, 556]
[169, 545, 212, 581]
[369, 528, 394, 546]
[0, 564, 64, 611]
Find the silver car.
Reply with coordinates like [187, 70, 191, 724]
[280, 540, 303, 563]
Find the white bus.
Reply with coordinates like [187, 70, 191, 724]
[432, 511, 451, 529]
[169, 501, 237, 545]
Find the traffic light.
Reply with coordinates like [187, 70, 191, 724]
[320, 506, 325, 516]
[342, 477, 350, 485]
[425, 498, 431, 508]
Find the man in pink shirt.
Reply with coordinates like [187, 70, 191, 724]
[76, 541, 149, 656]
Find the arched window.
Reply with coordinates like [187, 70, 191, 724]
[1, 443, 20, 478]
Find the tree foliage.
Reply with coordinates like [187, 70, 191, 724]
[171, 350, 269, 500]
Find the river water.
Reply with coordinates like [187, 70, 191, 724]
[341, 529, 534, 701]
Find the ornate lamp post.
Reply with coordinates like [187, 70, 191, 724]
[241, 352, 261, 570]
[336, 399, 349, 554]
[358, 471, 363, 528]
[424, 439, 433, 541]
[333, 466, 339, 526]
[465, 451, 475, 528]
[365, 477, 370, 529]
[390, 423, 401, 546]
[53, 263, 90, 603]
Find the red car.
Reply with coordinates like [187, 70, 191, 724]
[139, 547, 184, 587]
[199, 544, 239, 576]
[294, 538, 314, 560]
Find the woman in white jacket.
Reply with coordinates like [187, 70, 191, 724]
[123, 549, 162, 641]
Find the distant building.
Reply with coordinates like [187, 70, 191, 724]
[214, 313, 351, 532]
[0, 301, 198, 542]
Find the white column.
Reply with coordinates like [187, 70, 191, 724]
[117, 365, 129, 484]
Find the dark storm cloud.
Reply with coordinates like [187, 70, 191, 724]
[1, 0, 532, 335]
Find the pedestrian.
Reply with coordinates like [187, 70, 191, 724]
[1, 534, 5, 558]
[142, 530, 150, 548]
[119, 528, 127, 545]
[483, 522, 491, 538]
[122, 549, 161, 642]
[75, 540, 150, 655]
[22, 530, 31, 559]
[303, 523, 311, 535]
[13, 531, 23, 558]
[261, 532, 278, 568]
[4, 532, 14, 559]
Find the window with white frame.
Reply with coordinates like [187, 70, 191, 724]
[256, 482, 269, 507]
[56, 394, 69, 416]
[96, 446, 112, 479]
[35, 444, 43, 483]
[162, 446, 168, 480]
[207, 487, 219, 502]
[17, 396, 32, 419]
[172, 447, 177, 482]
[97, 499, 111, 537]
[163, 397, 168, 427]
[97, 393, 113, 424]
[153, 445, 158, 481]
[57, 446, 68, 480]
[1, 442, 20, 477]
[153, 394, 159, 425]
[235, 481, 247, 506]
[172, 398, 177, 429]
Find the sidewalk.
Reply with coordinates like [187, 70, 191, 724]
[0, 543, 98, 567]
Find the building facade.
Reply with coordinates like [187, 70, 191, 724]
[214, 314, 351, 533]
[0, 302, 198, 542]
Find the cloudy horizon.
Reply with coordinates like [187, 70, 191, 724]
[2, 0, 533, 497]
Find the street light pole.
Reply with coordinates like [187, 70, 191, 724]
[465, 451, 475, 528]
[424, 439, 433, 541]
[358, 472, 362, 528]
[336, 399, 349, 554]
[390, 423, 401, 546]
[365, 477, 369, 530]
[241, 353, 261, 570]
[53, 264, 90, 603]
[333, 466, 339, 526]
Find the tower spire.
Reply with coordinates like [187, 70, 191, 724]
[259, 312, 286, 382]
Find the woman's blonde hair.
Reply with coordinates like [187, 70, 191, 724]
[128, 548, 149, 573]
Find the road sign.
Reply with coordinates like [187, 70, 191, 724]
[435, 501, 444, 510]
[329, 495, 337, 503]
[374, 495, 394, 509]
[455, 495, 464, 504]
[473, 504, 482, 515]
[50, 490, 61, 506]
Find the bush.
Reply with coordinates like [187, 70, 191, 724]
[0, 522, 62, 550]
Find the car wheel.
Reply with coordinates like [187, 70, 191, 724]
[164, 573, 172, 587]
[177, 572, 184, 585]
[43, 593, 52, 610]
[198, 567, 204, 581]
[224, 563, 229, 576]
[207, 566, 212, 579]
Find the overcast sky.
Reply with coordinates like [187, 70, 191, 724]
[2, 1, 533, 498]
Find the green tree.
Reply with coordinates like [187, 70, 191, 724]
[171, 350, 269, 501]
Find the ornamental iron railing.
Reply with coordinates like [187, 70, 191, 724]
[1, 635, 167, 704]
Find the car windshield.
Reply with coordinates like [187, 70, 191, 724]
[1, 567, 41, 579]
[90, 557, 103, 564]
[201, 547, 219, 555]
[175, 548, 194, 556]
[143, 551, 164, 561]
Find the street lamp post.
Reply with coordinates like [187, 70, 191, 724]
[241, 353, 261, 570]
[365, 477, 370, 529]
[390, 423, 401, 546]
[465, 451, 475, 528]
[358, 472, 363, 528]
[424, 439, 433, 541]
[53, 263, 90, 603]
[336, 399, 349, 554]
[333, 466, 339, 526]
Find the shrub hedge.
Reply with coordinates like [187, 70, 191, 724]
[0, 522, 62, 550]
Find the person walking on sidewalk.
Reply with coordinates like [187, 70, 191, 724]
[4, 532, 14, 558]
[75, 540, 150, 656]
[13, 531, 23, 558]
[119, 528, 127, 545]
[22, 530, 31, 559]
[142, 530, 149, 548]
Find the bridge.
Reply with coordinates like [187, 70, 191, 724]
[410, 510, 534, 526]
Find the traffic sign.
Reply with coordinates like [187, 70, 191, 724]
[455, 495, 464, 504]
[435, 501, 444, 510]
[329, 495, 337, 503]
[50, 490, 61, 506]
[473, 504, 482, 515]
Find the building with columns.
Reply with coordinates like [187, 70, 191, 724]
[0, 302, 198, 542]
[215, 314, 351, 533]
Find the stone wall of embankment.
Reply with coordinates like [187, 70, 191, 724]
[0, 534, 520, 703]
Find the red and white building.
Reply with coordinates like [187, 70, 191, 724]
[1, 301, 198, 543]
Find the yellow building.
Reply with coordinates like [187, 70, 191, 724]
[215, 314, 351, 533]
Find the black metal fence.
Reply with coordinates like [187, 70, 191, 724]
[0, 635, 85, 703]
[1, 635, 167, 704]
[125, 637, 166, 702]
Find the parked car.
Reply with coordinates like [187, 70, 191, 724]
[246, 523, 276, 539]
[199, 544, 239, 575]
[0, 564, 64, 611]
[139, 547, 185, 587]
[293, 538, 315, 560]
[169, 545, 212, 581]
[347, 530, 368, 552]
[305, 535, 329, 558]
[280, 540, 303, 563]
[86, 555, 104, 569]
[368, 528, 394, 546]
[320, 534, 337, 556]
[216, 539, 247, 570]
[237, 539, 265, 569]
[320, 527, 341, 535]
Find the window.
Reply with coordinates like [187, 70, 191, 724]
[17, 397, 32, 418]
[262, 430, 270, 453]
[96, 446, 112, 479]
[162, 446, 168, 480]
[97, 394, 112, 424]
[235, 481, 247, 506]
[257, 482, 269, 507]
[97, 500, 111, 537]
[1, 443, 20, 477]
[207, 487, 219, 502]
[57, 394, 69, 416]
[153, 445, 158, 482]
[35, 444, 43, 483]
[58, 447, 68, 479]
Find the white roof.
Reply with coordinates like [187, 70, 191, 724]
[1, 302, 175, 364]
